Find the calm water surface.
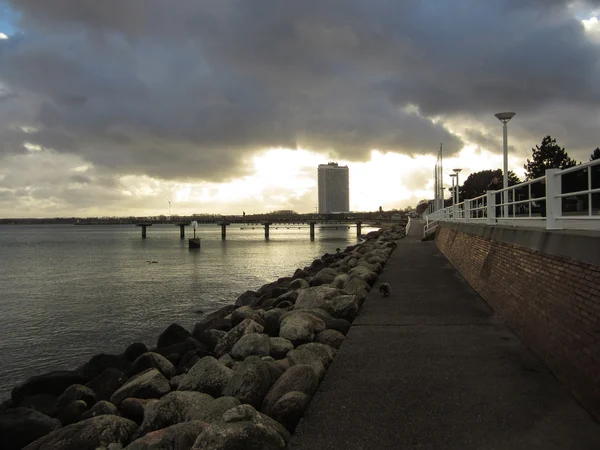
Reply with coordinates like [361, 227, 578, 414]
[0, 223, 373, 399]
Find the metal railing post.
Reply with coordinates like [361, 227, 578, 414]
[486, 191, 496, 225]
[464, 200, 471, 221]
[545, 169, 562, 230]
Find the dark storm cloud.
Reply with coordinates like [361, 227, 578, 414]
[2, 0, 600, 184]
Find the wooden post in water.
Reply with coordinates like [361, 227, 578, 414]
[356, 221, 362, 237]
[310, 222, 315, 240]
[179, 224, 186, 239]
[136, 223, 152, 238]
[220, 223, 229, 240]
[263, 223, 271, 240]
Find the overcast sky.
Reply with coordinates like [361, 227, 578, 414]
[0, 0, 599, 217]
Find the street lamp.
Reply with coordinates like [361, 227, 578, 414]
[452, 168, 462, 203]
[495, 112, 515, 218]
[449, 174, 457, 206]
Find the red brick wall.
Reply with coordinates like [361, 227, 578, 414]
[436, 225, 600, 420]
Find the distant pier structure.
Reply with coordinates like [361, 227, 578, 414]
[136, 223, 152, 239]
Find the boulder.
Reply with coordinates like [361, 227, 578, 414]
[124, 343, 149, 363]
[292, 268, 309, 280]
[154, 337, 208, 359]
[192, 318, 232, 342]
[224, 357, 271, 408]
[315, 329, 345, 349]
[261, 365, 318, 416]
[177, 357, 233, 397]
[279, 312, 326, 345]
[323, 317, 352, 335]
[263, 308, 286, 336]
[347, 257, 358, 268]
[276, 276, 293, 287]
[347, 266, 378, 285]
[124, 421, 208, 450]
[288, 278, 309, 290]
[137, 391, 213, 434]
[191, 418, 284, 450]
[309, 268, 338, 287]
[130, 353, 176, 379]
[343, 276, 371, 299]
[293, 343, 337, 369]
[213, 319, 264, 358]
[294, 286, 340, 310]
[196, 329, 226, 351]
[79, 353, 131, 380]
[176, 350, 203, 375]
[81, 400, 119, 420]
[86, 368, 127, 402]
[231, 306, 265, 327]
[218, 353, 235, 369]
[12, 371, 88, 405]
[265, 359, 289, 383]
[56, 399, 88, 425]
[0, 407, 60, 450]
[169, 374, 184, 390]
[332, 274, 347, 289]
[19, 394, 57, 417]
[269, 337, 293, 360]
[230, 333, 271, 360]
[156, 323, 191, 349]
[272, 290, 298, 307]
[306, 259, 326, 276]
[55, 384, 96, 415]
[270, 391, 311, 432]
[220, 405, 290, 444]
[199, 396, 241, 423]
[119, 398, 155, 425]
[110, 369, 170, 406]
[286, 350, 326, 380]
[357, 260, 383, 274]
[22, 415, 137, 450]
[234, 290, 259, 307]
[327, 294, 360, 321]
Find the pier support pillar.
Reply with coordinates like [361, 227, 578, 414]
[310, 222, 315, 240]
[356, 221, 362, 237]
[264, 223, 270, 240]
[141, 225, 147, 239]
[179, 224, 185, 239]
[221, 224, 227, 239]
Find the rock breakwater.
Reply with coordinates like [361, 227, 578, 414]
[0, 225, 405, 450]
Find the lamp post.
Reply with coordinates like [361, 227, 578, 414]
[495, 112, 516, 218]
[449, 174, 457, 206]
[452, 168, 462, 204]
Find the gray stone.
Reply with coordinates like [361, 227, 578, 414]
[347, 265, 378, 285]
[224, 356, 271, 408]
[191, 420, 284, 450]
[57, 399, 88, 425]
[286, 349, 326, 380]
[137, 391, 214, 435]
[130, 353, 176, 379]
[214, 319, 264, 358]
[270, 391, 311, 432]
[288, 278, 309, 290]
[22, 415, 137, 450]
[81, 400, 119, 420]
[86, 368, 127, 402]
[200, 396, 241, 423]
[218, 353, 235, 369]
[294, 286, 340, 310]
[124, 421, 208, 450]
[231, 306, 265, 327]
[192, 318, 232, 342]
[177, 357, 233, 397]
[332, 274, 348, 289]
[230, 333, 271, 360]
[0, 407, 60, 450]
[269, 337, 293, 359]
[265, 359, 289, 383]
[327, 294, 360, 321]
[169, 374, 184, 390]
[315, 329, 345, 349]
[110, 369, 170, 406]
[12, 371, 88, 406]
[279, 312, 326, 345]
[261, 365, 318, 416]
[295, 342, 337, 368]
[19, 394, 57, 417]
[323, 317, 352, 335]
[55, 384, 96, 414]
[119, 398, 156, 425]
[263, 308, 286, 336]
[309, 268, 338, 287]
[125, 343, 149, 362]
[196, 329, 226, 351]
[234, 290, 259, 307]
[156, 323, 191, 349]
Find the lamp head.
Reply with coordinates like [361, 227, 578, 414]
[449, 173, 457, 178]
[452, 168, 462, 174]
[495, 112, 516, 123]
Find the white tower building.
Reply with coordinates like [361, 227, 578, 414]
[318, 162, 350, 214]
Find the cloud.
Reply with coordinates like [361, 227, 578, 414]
[0, 0, 599, 216]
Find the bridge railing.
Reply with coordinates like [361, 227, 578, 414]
[425, 159, 600, 232]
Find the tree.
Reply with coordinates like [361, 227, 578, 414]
[590, 148, 600, 161]
[460, 169, 521, 200]
[524, 135, 577, 180]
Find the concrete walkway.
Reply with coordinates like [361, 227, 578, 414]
[287, 220, 600, 449]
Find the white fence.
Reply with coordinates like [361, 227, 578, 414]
[424, 159, 600, 237]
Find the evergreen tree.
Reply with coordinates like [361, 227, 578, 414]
[524, 135, 577, 180]
[460, 169, 521, 200]
[590, 148, 600, 161]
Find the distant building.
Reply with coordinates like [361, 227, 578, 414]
[318, 162, 350, 214]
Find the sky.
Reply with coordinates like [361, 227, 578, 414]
[0, 1, 599, 218]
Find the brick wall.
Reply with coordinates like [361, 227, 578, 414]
[436, 224, 600, 420]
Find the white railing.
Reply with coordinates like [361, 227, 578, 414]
[424, 159, 600, 232]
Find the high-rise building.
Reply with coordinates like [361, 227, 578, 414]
[318, 162, 349, 214]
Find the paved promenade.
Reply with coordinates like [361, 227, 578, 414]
[288, 220, 600, 449]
